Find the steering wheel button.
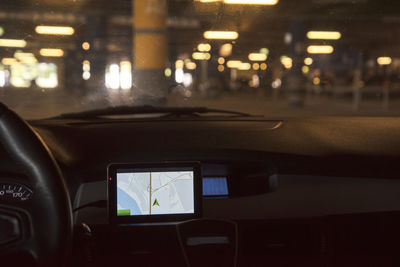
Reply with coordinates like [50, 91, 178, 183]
[0, 214, 20, 245]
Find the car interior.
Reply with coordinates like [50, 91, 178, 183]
[2, 104, 400, 266]
[2, 0, 400, 267]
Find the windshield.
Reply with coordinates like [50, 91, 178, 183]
[0, 0, 398, 119]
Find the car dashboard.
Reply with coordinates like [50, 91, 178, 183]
[2, 116, 400, 266]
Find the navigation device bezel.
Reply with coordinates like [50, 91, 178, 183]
[108, 162, 202, 224]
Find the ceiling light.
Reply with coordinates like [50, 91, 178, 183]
[39, 48, 64, 57]
[238, 62, 251, 70]
[227, 60, 242, 68]
[197, 43, 211, 52]
[196, 0, 221, 2]
[192, 52, 211, 60]
[0, 39, 27, 48]
[307, 31, 341, 40]
[1, 58, 18, 65]
[248, 53, 267, 61]
[204, 31, 239, 40]
[307, 45, 334, 54]
[35, 26, 75, 35]
[377, 57, 392, 65]
[223, 0, 278, 4]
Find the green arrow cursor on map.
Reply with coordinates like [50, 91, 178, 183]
[153, 198, 160, 207]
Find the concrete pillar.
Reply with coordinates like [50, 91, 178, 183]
[133, 0, 168, 105]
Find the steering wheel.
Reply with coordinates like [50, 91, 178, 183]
[0, 103, 72, 266]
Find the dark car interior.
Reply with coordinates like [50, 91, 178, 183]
[3, 0, 400, 266]
[2, 103, 400, 267]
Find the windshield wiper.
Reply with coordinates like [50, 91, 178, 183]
[52, 105, 253, 119]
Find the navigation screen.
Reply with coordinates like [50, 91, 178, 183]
[116, 169, 195, 216]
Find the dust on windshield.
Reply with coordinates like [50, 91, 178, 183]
[0, 0, 399, 119]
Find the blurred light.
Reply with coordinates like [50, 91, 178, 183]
[249, 74, 260, 88]
[313, 77, 321, 85]
[280, 56, 292, 69]
[304, 57, 313, 65]
[218, 57, 225, 64]
[302, 65, 310, 74]
[184, 89, 192, 98]
[195, 0, 221, 2]
[0, 70, 5, 87]
[183, 73, 193, 87]
[307, 45, 334, 54]
[14, 52, 37, 64]
[36, 63, 58, 88]
[220, 43, 233, 57]
[284, 33, 292, 44]
[0, 27, 3, 36]
[175, 68, 184, 83]
[377, 57, 392, 65]
[82, 61, 90, 72]
[82, 42, 90, 50]
[82, 71, 90, 80]
[35, 26, 74, 35]
[120, 61, 132, 90]
[227, 60, 242, 68]
[9, 63, 34, 88]
[197, 43, 211, 52]
[260, 48, 269, 55]
[14, 51, 34, 59]
[20, 57, 37, 64]
[238, 62, 251, 70]
[223, 0, 278, 4]
[192, 52, 211, 60]
[1, 58, 17, 65]
[307, 31, 341, 40]
[175, 60, 184, 69]
[40, 48, 64, 57]
[106, 64, 120, 89]
[164, 68, 172, 77]
[186, 62, 197, 70]
[260, 63, 267, 70]
[271, 78, 281, 89]
[248, 53, 267, 61]
[82, 64, 90, 72]
[218, 65, 225, 72]
[204, 31, 239, 40]
[252, 63, 260, 70]
[0, 39, 27, 48]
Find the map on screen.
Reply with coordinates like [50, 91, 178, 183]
[116, 170, 194, 216]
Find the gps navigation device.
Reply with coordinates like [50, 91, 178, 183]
[108, 162, 202, 223]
